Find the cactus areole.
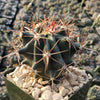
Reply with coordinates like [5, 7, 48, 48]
[18, 16, 80, 80]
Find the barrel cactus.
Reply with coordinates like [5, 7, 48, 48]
[18, 16, 80, 80]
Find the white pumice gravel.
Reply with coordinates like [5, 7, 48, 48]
[7, 64, 92, 100]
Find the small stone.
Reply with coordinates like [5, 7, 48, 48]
[35, 83, 43, 88]
[78, 13, 87, 19]
[67, 72, 78, 80]
[41, 90, 53, 100]
[39, 80, 49, 85]
[79, 83, 83, 88]
[86, 1, 94, 9]
[3, 9, 14, 17]
[73, 68, 82, 75]
[41, 85, 51, 92]
[38, 78, 43, 83]
[62, 79, 70, 89]
[23, 82, 31, 88]
[81, 18, 92, 26]
[7, 74, 14, 83]
[77, 76, 85, 82]
[19, 64, 31, 74]
[91, 7, 98, 14]
[9, 69, 17, 76]
[96, 55, 100, 64]
[67, 72, 79, 86]
[64, 95, 68, 100]
[53, 93, 63, 100]
[22, 88, 30, 93]
[13, 77, 18, 82]
[32, 79, 37, 86]
[59, 86, 69, 96]
[14, 21, 21, 30]
[96, 27, 100, 35]
[88, 33, 99, 44]
[32, 88, 41, 100]
[35, 0, 42, 7]
[27, 87, 33, 91]
[70, 80, 79, 86]
[81, 70, 88, 78]
[93, 44, 100, 53]
[0, 25, 11, 30]
[12, 67, 20, 76]
[88, 74, 92, 80]
[82, 26, 95, 33]
[0, 18, 11, 25]
[16, 74, 28, 87]
[38, 98, 43, 100]
[73, 86, 79, 92]
[92, 12, 99, 20]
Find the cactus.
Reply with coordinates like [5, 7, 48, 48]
[18, 16, 80, 80]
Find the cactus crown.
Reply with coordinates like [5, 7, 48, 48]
[18, 15, 80, 80]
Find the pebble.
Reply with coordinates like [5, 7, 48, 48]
[79, 83, 83, 88]
[0, 18, 11, 25]
[13, 21, 21, 29]
[38, 98, 43, 100]
[38, 80, 49, 85]
[53, 83, 59, 92]
[7, 74, 15, 83]
[72, 86, 79, 92]
[20, 0, 30, 6]
[0, 25, 11, 30]
[80, 70, 87, 78]
[78, 13, 87, 19]
[86, 1, 94, 9]
[32, 88, 41, 100]
[77, 76, 85, 82]
[92, 12, 99, 20]
[96, 27, 100, 35]
[41, 85, 51, 92]
[88, 74, 92, 80]
[81, 18, 92, 26]
[72, 68, 82, 75]
[41, 90, 53, 100]
[90, 7, 98, 15]
[35, 83, 43, 88]
[64, 95, 68, 100]
[82, 26, 95, 33]
[59, 86, 69, 97]
[23, 82, 32, 89]
[22, 88, 30, 93]
[67, 72, 79, 86]
[3, 9, 14, 17]
[52, 93, 63, 100]
[70, 80, 79, 86]
[13, 77, 18, 82]
[88, 33, 99, 44]
[96, 55, 100, 64]
[62, 79, 70, 89]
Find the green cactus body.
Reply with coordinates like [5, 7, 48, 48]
[18, 18, 80, 80]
